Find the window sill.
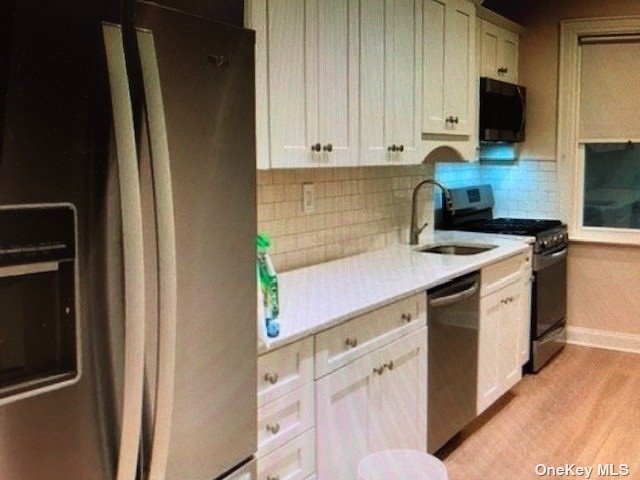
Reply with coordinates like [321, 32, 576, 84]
[569, 229, 640, 247]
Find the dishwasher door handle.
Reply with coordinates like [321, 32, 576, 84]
[428, 282, 479, 308]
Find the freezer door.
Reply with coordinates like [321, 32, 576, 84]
[132, 3, 257, 479]
[0, 2, 142, 480]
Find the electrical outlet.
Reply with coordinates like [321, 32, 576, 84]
[302, 183, 315, 214]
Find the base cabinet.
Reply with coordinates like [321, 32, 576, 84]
[477, 278, 527, 415]
[316, 328, 427, 480]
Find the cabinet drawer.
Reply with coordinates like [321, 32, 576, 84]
[481, 251, 531, 296]
[257, 429, 315, 480]
[314, 293, 426, 378]
[258, 338, 314, 406]
[258, 383, 315, 458]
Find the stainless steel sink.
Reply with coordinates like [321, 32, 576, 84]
[416, 243, 497, 255]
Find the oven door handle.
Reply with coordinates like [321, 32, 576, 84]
[534, 247, 568, 271]
[103, 22, 146, 480]
[429, 282, 479, 308]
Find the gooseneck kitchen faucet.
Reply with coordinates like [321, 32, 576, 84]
[410, 179, 454, 245]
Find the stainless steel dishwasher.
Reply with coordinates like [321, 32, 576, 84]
[427, 271, 480, 453]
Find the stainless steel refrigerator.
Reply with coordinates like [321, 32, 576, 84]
[0, 1, 257, 479]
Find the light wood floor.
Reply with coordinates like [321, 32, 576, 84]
[442, 345, 640, 479]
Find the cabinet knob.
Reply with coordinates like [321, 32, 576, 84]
[311, 143, 322, 152]
[445, 116, 459, 124]
[398, 144, 405, 152]
[388, 144, 398, 152]
[386, 360, 395, 371]
[264, 372, 279, 384]
[266, 423, 281, 435]
[452, 116, 459, 124]
[373, 365, 386, 375]
[322, 143, 333, 152]
[401, 312, 413, 323]
[345, 337, 358, 348]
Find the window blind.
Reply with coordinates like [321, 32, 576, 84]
[579, 39, 640, 140]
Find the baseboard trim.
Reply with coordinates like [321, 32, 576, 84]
[567, 326, 640, 354]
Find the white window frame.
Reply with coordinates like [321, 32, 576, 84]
[557, 16, 640, 246]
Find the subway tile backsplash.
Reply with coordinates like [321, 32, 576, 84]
[257, 165, 435, 272]
[257, 159, 559, 272]
[435, 159, 559, 219]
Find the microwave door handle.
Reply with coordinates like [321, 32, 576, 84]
[103, 23, 147, 480]
[136, 28, 179, 480]
[516, 85, 525, 136]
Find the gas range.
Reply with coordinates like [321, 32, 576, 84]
[439, 184, 568, 253]
[455, 218, 568, 253]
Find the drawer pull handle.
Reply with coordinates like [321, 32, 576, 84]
[345, 338, 358, 348]
[266, 423, 281, 435]
[264, 372, 279, 385]
[401, 312, 413, 323]
[267, 476, 280, 480]
[373, 365, 386, 375]
[386, 360, 395, 371]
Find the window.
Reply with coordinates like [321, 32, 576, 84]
[558, 20, 640, 245]
[582, 143, 640, 230]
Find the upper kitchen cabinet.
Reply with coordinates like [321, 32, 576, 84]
[360, 0, 423, 165]
[479, 18, 519, 83]
[247, 0, 359, 169]
[422, 0, 476, 137]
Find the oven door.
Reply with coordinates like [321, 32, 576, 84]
[0, 260, 78, 403]
[533, 246, 568, 338]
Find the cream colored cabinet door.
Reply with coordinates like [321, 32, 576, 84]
[248, 0, 359, 169]
[371, 328, 427, 452]
[316, 351, 378, 480]
[248, 0, 319, 168]
[519, 275, 532, 366]
[443, 0, 475, 135]
[422, 0, 475, 136]
[477, 288, 502, 415]
[477, 279, 526, 415]
[422, 0, 447, 135]
[500, 281, 524, 392]
[315, 0, 360, 167]
[480, 19, 519, 83]
[500, 30, 518, 83]
[360, 0, 422, 165]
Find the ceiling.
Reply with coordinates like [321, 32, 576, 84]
[481, 0, 528, 25]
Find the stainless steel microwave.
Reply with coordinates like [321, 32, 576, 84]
[479, 77, 526, 143]
[0, 204, 79, 405]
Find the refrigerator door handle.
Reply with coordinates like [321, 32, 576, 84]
[102, 23, 147, 480]
[136, 28, 179, 480]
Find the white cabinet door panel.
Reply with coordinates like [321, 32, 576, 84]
[480, 19, 500, 79]
[393, 0, 422, 163]
[422, 0, 447, 134]
[372, 328, 427, 452]
[500, 282, 524, 391]
[477, 289, 502, 415]
[267, 0, 318, 168]
[316, 0, 359, 166]
[316, 352, 378, 480]
[444, 0, 474, 135]
[360, 0, 393, 165]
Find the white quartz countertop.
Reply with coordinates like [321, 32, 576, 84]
[259, 230, 534, 353]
